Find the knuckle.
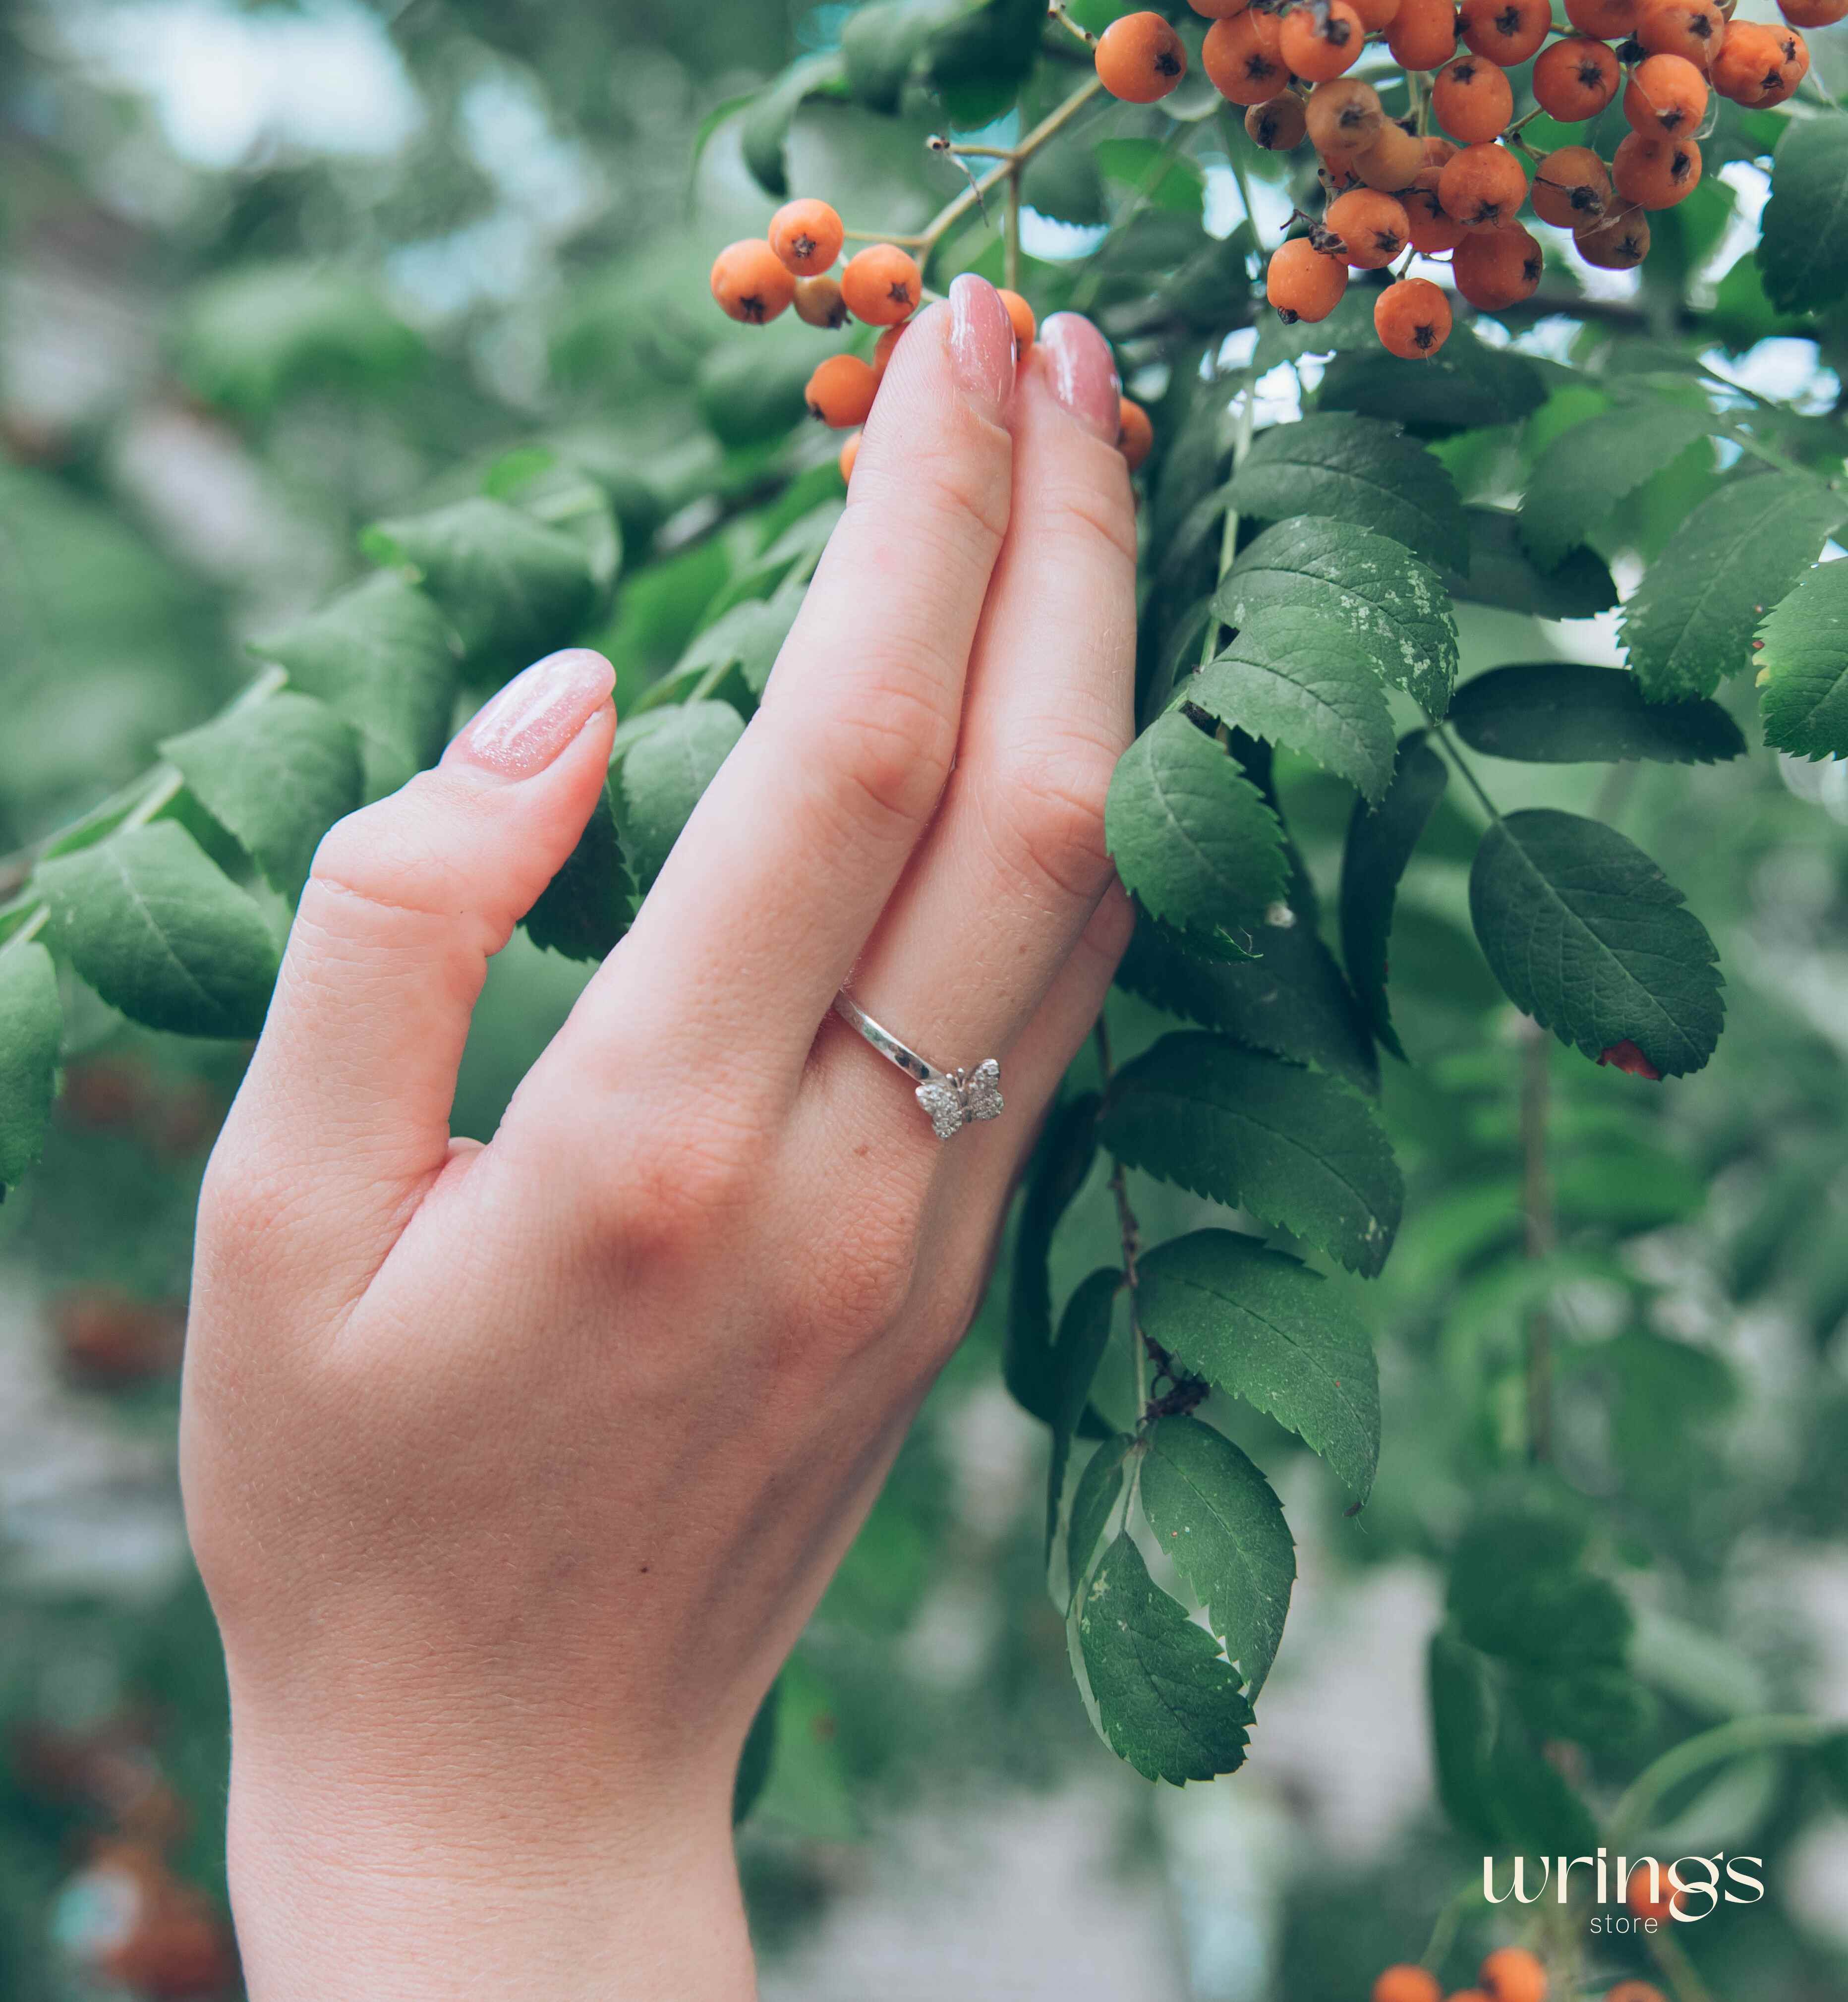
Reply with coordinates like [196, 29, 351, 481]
[814, 676, 959, 839]
[299, 781, 479, 938]
[799, 1205, 924, 1355]
[889, 434, 1012, 554]
[1041, 466, 1139, 571]
[594, 1113, 770, 1267]
[989, 732, 1123, 906]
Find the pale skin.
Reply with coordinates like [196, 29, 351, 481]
[180, 275, 1139, 1997]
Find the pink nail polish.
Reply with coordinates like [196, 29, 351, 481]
[948, 274, 1016, 422]
[1039, 313, 1123, 444]
[450, 649, 614, 778]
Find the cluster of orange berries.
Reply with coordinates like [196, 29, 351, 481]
[1092, 0, 1837, 359]
[1372, 1947, 1664, 2002]
[709, 199, 1154, 478]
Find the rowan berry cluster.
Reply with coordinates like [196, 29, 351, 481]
[1371, 1945, 1663, 2002]
[710, 199, 1154, 478]
[1093, 0, 1836, 360]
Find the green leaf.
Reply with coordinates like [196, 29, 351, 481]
[362, 497, 600, 668]
[1045, 1268, 1121, 1560]
[1339, 732, 1448, 1063]
[1469, 809, 1724, 1077]
[1449, 664, 1746, 766]
[251, 572, 461, 801]
[0, 941, 61, 1197]
[1115, 909, 1379, 1098]
[1138, 1230, 1381, 1503]
[522, 780, 632, 962]
[37, 823, 280, 1040]
[1075, 1532, 1253, 1784]
[1758, 113, 1848, 316]
[1448, 507, 1618, 619]
[1066, 1434, 1135, 1604]
[1318, 328, 1547, 435]
[160, 691, 364, 902]
[1621, 474, 1848, 701]
[732, 1678, 781, 1826]
[1104, 711, 1290, 948]
[666, 592, 800, 705]
[1190, 617, 1397, 805]
[741, 52, 845, 196]
[1757, 557, 1848, 760]
[1429, 1627, 1502, 1843]
[1021, 135, 1106, 226]
[1226, 414, 1469, 574]
[1219, 516, 1458, 715]
[693, 340, 814, 451]
[1520, 403, 1717, 571]
[1007, 1092, 1101, 1429]
[1104, 1037, 1402, 1276]
[615, 700, 744, 895]
[1141, 1415, 1296, 1699]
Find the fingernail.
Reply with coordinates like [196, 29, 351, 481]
[450, 649, 614, 778]
[948, 274, 1016, 422]
[1039, 313, 1122, 444]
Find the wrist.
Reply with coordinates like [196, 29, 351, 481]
[224, 1719, 753, 2002]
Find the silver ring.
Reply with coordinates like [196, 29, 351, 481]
[832, 993, 1003, 1142]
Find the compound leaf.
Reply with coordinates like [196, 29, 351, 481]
[1076, 1532, 1254, 1784]
[1757, 557, 1848, 759]
[1339, 732, 1448, 1062]
[1621, 474, 1848, 701]
[1758, 112, 1848, 315]
[1520, 403, 1717, 572]
[522, 779, 632, 961]
[160, 690, 364, 902]
[1008, 1092, 1101, 1428]
[1045, 1268, 1122, 1560]
[1138, 1230, 1381, 1504]
[1449, 664, 1745, 765]
[1105, 711, 1290, 947]
[1468, 809, 1723, 1077]
[1141, 1415, 1296, 1698]
[1225, 413, 1469, 574]
[1103, 1034, 1402, 1277]
[37, 822, 280, 1040]
[1218, 515, 1457, 714]
[616, 699, 744, 895]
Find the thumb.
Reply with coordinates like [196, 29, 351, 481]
[207, 648, 617, 1307]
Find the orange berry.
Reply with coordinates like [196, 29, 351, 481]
[1190, 0, 1253, 11]
[1375, 1968, 1444, 2002]
[1453, 223, 1543, 309]
[1096, 10, 1188, 101]
[1307, 77, 1386, 153]
[1351, 0, 1405, 26]
[1459, 0, 1551, 62]
[1438, 142, 1528, 231]
[996, 287, 1036, 350]
[1564, 0, 1637, 30]
[1353, 121, 1427, 190]
[1251, 7, 1287, 55]
[805, 353, 877, 428]
[1433, 55, 1515, 144]
[794, 274, 849, 328]
[1203, 12, 1291, 101]
[1604, 1986, 1668, 2002]
[1421, 135, 1457, 168]
[871, 322, 907, 383]
[1624, 52, 1709, 133]
[1449, 1993, 1494, 2002]
[1624, 1866, 1679, 1921]
[1613, 129, 1701, 208]
[1636, 0, 1727, 67]
[1267, 235, 1351, 321]
[1575, 202, 1650, 267]
[1376, 277, 1452, 356]
[838, 431, 861, 483]
[768, 197, 845, 277]
[840, 243, 922, 325]
[1533, 38, 1622, 121]
[1280, 0, 1367, 80]
[1118, 397, 1155, 470]
[1326, 187, 1412, 266]
[1405, 179, 1469, 252]
[1481, 1948, 1548, 2002]
[1319, 152, 1366, 195]
[1388, 0, 1460, 68]
[1779, 0, 1844, 22]
[1531, 145, 1612, 228]
[1247, 94, 1311, 149]
[710, 239, 797, 324]
[1713, 21, 1806, 103]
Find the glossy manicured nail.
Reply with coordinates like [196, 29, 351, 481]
[948, 274, 1017, 422]
[451, 649, 615, 778]
[1039, 312, 1122, 444]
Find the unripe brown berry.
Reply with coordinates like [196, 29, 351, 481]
[1575, 203, 1651, 267]
[1096, 11, 1189, 101]
[794, 274, 849, 328]
[711, 239, 797, 324]
[1306, 77, 1385, 154]
[1247, 93, 1311, 150]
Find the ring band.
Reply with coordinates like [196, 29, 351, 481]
[832, 993, 1004, 1141]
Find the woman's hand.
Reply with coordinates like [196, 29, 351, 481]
[180, 276, 1138, 2000]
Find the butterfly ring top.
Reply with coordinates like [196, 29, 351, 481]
[831, 993, 1003, 1142]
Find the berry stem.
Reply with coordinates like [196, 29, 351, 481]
[1047, 0, 1098, 50]
[1414, 1876, 1478, 1975]
[915, 74, 1107, 261]
[1609, 1712, 1834, 1842]
[1428, 722, 1505, 826]
[1727, 425, 1836, 484]
[0, 901, 49, 958]
[1645, 1929, 1718, 2002]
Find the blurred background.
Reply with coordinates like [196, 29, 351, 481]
[2, 1, 1848, 1997]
